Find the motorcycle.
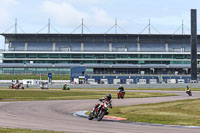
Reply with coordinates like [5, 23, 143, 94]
[88, 99, 112, 121]
[186, 90, 192, 96]
[117, 90, 125, 99]
[62, 84, 70, 90]
[9, 83, 24, 89]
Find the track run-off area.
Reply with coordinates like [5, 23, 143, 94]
[0, 90, 200, 133]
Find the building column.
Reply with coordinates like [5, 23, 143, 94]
[165, 42, 168, 52]
[109, 43, 112, 52]
[137, 42, 140, 52]
[52, 42, 56, 51]
[8, 42, 12, 50]
[24, 42, 28, 51]
[81, 43, 84, 52]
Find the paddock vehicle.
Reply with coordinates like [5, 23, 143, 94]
[40, 82, 48, 89]
[9, 83, 24, 89]
[88, 99, 112, 121]
[117, 90, 125, 99]
[186, 90, 192, 96]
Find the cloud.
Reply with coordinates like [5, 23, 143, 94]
[69, 0, 105, 3]
[0, 0, 17, 49]
[131, 14, 192, 34]
[66, 0, 112, 4]
[0, 0, 17, 30]
[1, 0, 17, 6]
[86, 7, 114, 26]
[41, 0, 122, 32]
[42, 1, 88, 27]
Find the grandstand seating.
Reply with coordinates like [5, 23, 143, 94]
[168, 43, 190, 52]
[11, 42, 25, 51]
[140, 43, 166, 52]
[197, 44, 200, 52]
[10, 41, 200, 53]
[27, 42, 52, 51]
[112, 43, 137, 52]
[56, 42, 81, 51]
[84, 43, 109, 52]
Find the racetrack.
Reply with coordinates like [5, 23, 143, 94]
[0, 90, 200, 133]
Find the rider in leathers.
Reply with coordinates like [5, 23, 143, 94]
[118, 85, 125, 94]
[95, 94, 112, 114]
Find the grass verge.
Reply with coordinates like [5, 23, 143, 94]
[73, 87, 200, 91]
[0, 90, 176, 102]
[109, 99, 200, 126]
[0, 127, 66, 133]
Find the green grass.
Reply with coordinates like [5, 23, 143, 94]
[0, 127, 66, 133]
[74, 87, 200, 91]
[109, 99, 200, 126]
[0, 74, 70, 80]
[0, 90, 176, 102]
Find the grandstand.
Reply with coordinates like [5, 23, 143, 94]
[0, 33, 200, 84]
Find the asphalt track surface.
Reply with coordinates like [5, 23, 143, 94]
[0, 90, 200, 133]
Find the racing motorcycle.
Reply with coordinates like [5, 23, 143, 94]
[186, 90, 192, 96]
[117, 90, 125, 99]
[88, 99, 112, 121]
[9, 83, 24, 90]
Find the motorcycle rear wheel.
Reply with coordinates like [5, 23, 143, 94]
[97, 111, 105, 121]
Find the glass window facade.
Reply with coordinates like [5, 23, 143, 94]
[3, 53, 194, 65]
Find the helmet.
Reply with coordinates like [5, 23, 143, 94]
[106, 94, 112, 101]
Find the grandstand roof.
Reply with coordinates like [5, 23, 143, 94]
[0, 33, 195, 43]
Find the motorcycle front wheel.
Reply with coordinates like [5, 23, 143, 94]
[88, 111, 94, 120]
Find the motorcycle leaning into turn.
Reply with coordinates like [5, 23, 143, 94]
[88, 98, 112, 121]
[186, 85, 192, 96]
[186, 89, 192, 96]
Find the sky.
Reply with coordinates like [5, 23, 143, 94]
[0, 0, 200, 49]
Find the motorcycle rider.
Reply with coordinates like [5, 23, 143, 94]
[63, 84, 67, 90]
[186, 85, 191, 91]
[99, 94, 112, 103]
[186, 85, 192, 96]
[97, 94, 112, 109]
[118, 85, 125, 94]
[63, 83, 70, 90]
[118, 85, 124, 91]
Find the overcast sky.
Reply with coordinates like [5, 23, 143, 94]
[0, 0, 200, 49]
